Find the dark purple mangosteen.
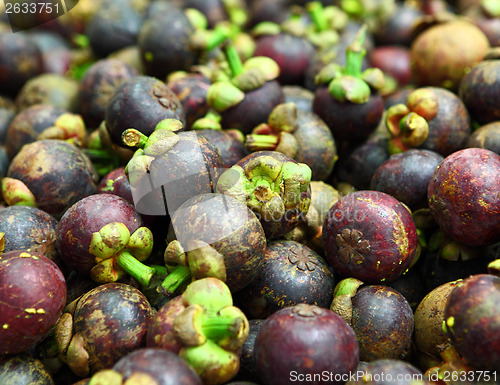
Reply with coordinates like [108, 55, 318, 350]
[235, 240, 334, 319]
[112, 348, 203, 385]
[164, 193, 267, 293]
[85, 2, 144, 58]
[55, 283, 154, 377]
[372, 2, 424, 46]
[459, 59, 500, 125]
[385, 87, 471, 156]
[254, 32, 316, 86]
[369, 45, 412, 87]
[97, 166, 134, 205]
[105, 76, 185, 147]
[5, 104, 73, 159]
[6, 140, 98, 218]
[138, 8, 198, 80]
[466, 121, 500, 155]
[167, 73, 212, 130]
[334, 137, 390, 190]
[370, 149, 444, 210]
[216, 151, 312, 239]
[0, 205, 59, 263]
[312, 26, 385, 144]
[208, 42, 285, 135]
[331, 282, 414, 361]
[255, 303, 359, 385]
[26, 30, 72, 75]
[123, 126, 225, 217]
[196, 129, 250, 168]
[0, 32, 43, 96]
[78, 58, 138, 129]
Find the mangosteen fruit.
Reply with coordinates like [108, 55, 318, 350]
[410, 18, 490, 91]
[427, 148, 500, 246]
[105, 76, 185, 147]
[5, 139, 98, 218]
[443, 274, 500, 370]
[255, 303, 359, 385]
[235, 240, 334, 319]
[323, 190, 419, 283]
[216, 150, 312, 239]
[0, 250, 67, 356]
[55, 282, 154, 377]
[370, 149, 444, 210]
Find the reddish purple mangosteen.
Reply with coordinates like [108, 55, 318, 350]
[428, 148, 500, 247]
[0, 250, 67, 355]
[323, 191, 419, 283]
[255, 303, 359, 385]
[444, 274, 500, 370]
[56, 193, 143, 275]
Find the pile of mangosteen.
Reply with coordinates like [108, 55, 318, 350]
[0, 0, 499, 384]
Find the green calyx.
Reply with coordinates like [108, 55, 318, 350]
[88, 369, 123, 385]
[333, 277, 364, 298]
[181, 340, 240, 385]
[488, 259, 500, 277]
[175, 278, 249, 385]
[37, 113, 87, 146]
[216, 156, 311, 222]
[160, 239, 227, 294]
[192, 111, 222, 130]
[330, 278, 364, 325]
[1, 177, 36, 207]
[245, 103, 299, 157]
[320, 24, 384, 103]
[385, 88, 438, 148]
[305, 2, 346, 48]
[207, 41, 280, 112]
[89, 222, 155, 286]
[122, 119, 183, 155]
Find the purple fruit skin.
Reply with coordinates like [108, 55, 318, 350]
[56, 193, 143, 275]
[113, 348, 202, 385]
[370, 149, 444, 210]
[444, 274, 500, 370]
[323, 191, 419, 283]
[0, 250, 67, 355]
[428, 148, 500, 246]
[255, 304, 359, 385]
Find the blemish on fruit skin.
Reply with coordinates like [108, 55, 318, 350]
[446, 316, 455, 334]
[2, 324, 8, 329]
[19, 252, 32, 258]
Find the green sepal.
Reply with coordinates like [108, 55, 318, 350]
[328, 76, 371, 103]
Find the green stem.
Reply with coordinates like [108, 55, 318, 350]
[115, 252, 156, 287]
[122, 128, 149, 148]
[160, 265, 192, 294]
[223, 40, 244, 78]
[83, 148, 115, 160]
[307, 1, 329, 32]
[245, 134, 279, 151]
[201, 314, 243, 340]
[150, 264, 169, 276]
[344, 25, 367, 78]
